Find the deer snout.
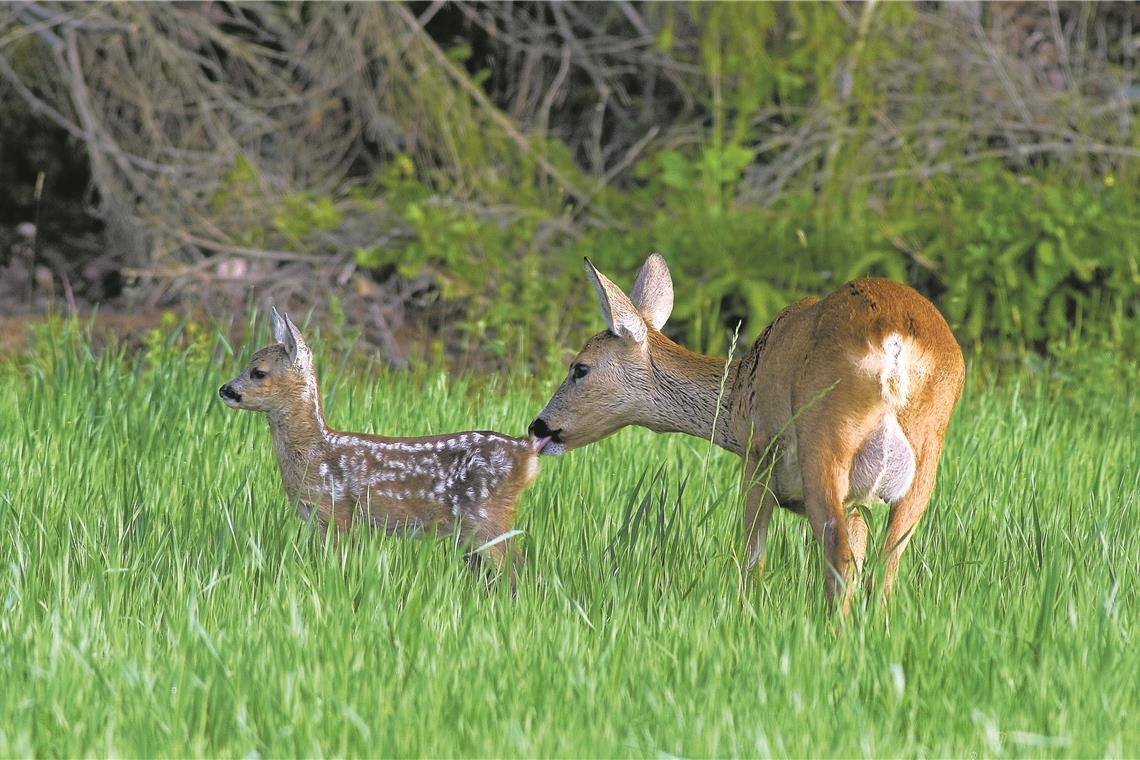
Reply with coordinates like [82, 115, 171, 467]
[528, 417, 565, 455]
[218, 383, 242, 406]
[528, 417, 560, 441]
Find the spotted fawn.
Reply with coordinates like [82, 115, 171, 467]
[219, 308, 546, 573]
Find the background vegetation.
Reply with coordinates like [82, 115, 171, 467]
[2, 2, 1138, 363]
[1, 322, 1137, 756]
[2, 5, 1138, 756]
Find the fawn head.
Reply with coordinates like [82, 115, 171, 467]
[219, 308, 315, 413]
[529, 254, 674, 455]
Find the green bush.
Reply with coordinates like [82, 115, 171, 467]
[269, 153, 1138, 362]
[568, 156, 1138, 358]
[907, 163, 1139, 350]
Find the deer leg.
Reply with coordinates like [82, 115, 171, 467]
[463, 507, 519, 592]
[743, 454, 777, 575]
[313, 498, 353, 547]
[844, 508, 869, 612]
[847, 509, 869, 576]
[317, 497, 355, 534]
[466, 538, 518, 595]
[791, 355, 890, 614]
[745, 491, 776, 575]
[800, 453, 853, 613]
[881, 435, 943, 600]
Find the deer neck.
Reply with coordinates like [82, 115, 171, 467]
[266, 377, 328, 493]
[645, 338, 743, 455]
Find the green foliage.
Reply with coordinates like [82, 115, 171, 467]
[1, 329, 1137, 755]
[572, 151, 1139, 358]
[215, 149, 1139, 364]
[903, 163, 1140, 349]
[573, 144, 901, 354]
[384, 3, 1138, 360]
[201, 8, 1139, 364]
[273, 193, 343, 240]
[353, 159, 573, 363]
[209, 154, 261, 212]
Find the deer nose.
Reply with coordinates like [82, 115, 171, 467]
[528, 417, 561, 442]
[219, 384, 242, 403]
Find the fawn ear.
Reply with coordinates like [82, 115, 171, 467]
[628, 253, 673, 331]
[270, 306, 289, 345]
[272, 308, 311, 367]
[583, 257, 647, 348]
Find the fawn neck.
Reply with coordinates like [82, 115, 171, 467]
[266, 374, 329, 480]
[646, 336, 742, 454]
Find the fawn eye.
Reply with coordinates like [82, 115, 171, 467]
[571, 363, 590, 381]
[250, 368, 268, 380]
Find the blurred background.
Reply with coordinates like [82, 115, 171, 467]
[1, 1, 1137, 368]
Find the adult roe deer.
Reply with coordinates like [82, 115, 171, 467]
[219, 308, 544, 575]
[529, 255, 964, 611]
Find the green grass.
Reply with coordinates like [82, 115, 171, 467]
[1, 320, 1137, 757]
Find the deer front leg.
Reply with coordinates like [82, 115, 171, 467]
[742, 454, 777, 576]
[464, 536, 519, 596]
[314, 497, 355, 545]
[463, 505, 520, 592]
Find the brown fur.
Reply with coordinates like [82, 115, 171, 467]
[531, 256, 965, 613]
[221, 310, 541, 576]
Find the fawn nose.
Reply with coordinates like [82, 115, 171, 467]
[219, 384, 242, 403]
[528, 417, 561, 442]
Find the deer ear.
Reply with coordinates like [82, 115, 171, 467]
[628, 253, 673, 331]
[583, 257, 647, 348]
[270, 306, 288, 345]
[276, 312, 312, 367]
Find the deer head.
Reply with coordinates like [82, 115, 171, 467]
[529, 254, 680, 455]
[219, 307, 316, 414]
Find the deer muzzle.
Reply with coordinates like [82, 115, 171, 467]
[527, 417, 564, 455]
[218, 383, 243, 407]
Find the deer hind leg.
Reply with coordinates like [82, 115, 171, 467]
[880, 433, 945, 600]
[796, 392, 884, 614]
[880, 343, 964, 600]
[462, 533, 508, 592]
[798, 448, 855, 612]
[846, 508, 869, 581]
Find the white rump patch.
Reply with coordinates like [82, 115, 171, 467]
[859, 332, 910, 406]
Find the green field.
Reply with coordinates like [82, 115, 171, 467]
[1, 321, 1137, 757]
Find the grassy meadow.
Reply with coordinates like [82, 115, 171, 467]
[0, 319, 1137, 757]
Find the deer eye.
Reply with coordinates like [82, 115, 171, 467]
[250, 368, 268, 380]
[571, 363, 590, 381]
